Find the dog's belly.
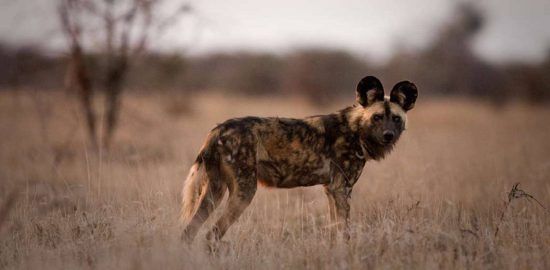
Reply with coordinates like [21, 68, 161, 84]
[256, 158, 331, 188]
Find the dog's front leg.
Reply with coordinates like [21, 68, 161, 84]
[324, 187, 338, 243]
[325, 184, 352, 242]
[334, 188, 351, 242]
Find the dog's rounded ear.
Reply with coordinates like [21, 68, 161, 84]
[390, 81, 418, 111]
[356, 76, 384, 107]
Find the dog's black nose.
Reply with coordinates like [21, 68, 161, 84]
[383, 131, 394, 142]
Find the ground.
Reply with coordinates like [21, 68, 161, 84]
[0, 90, 549, 269]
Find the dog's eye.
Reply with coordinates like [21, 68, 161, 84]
[392, 116, 401, 123]
[373, 114, 383, 122]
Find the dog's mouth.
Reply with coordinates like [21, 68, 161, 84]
[381, 139, 394, 146]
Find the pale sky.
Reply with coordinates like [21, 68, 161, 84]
[1, 0, 549, 63]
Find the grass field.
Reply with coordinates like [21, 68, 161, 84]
[0, 90, 549, 269]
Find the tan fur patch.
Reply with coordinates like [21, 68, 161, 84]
[388, 102, 408, 129]
[255, 138, 270, 161]
[304, 117, 325, 133]
[348, 102, 386, 129]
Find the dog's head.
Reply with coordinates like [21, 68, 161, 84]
[352, 76, 418, 151]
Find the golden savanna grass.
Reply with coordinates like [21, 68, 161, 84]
[0, 90, 549, 269]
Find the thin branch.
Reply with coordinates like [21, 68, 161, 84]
[155, 2, 192, 33]
[133, 1, 192, 55]
[131, 0, 154, 56]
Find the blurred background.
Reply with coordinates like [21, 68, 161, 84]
[2, 0, 550, 148]
[2, 0, 550, 105]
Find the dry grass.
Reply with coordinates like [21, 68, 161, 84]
[0, 90, 549, 269]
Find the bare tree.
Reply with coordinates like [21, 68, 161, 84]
[59, 0, 98, 149]
[58, 0, 191, 149]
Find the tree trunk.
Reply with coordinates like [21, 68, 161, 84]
[102, 56, 128, 149]
[67, 44, 98, 150]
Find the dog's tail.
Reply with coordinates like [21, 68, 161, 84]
[180, 131, 221, 226]
[180, 157, 208, 226]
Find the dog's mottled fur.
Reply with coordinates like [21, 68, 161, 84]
[181, 76, 418, 244]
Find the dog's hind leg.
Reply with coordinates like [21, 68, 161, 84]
[205, 162, 257, 244]
[181, 163, 227, 244]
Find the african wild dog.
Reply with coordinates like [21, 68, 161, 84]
[180, 75, 418, 243]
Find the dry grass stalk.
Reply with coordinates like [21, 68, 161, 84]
[494, 182, 547, 238]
